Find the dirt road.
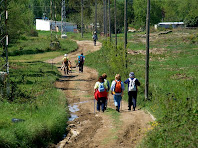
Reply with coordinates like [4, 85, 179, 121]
[46, 40, 154, 148]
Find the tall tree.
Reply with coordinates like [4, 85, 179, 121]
[7, 0, 34, 42]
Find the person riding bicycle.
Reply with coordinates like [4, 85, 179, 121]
[92, 31, 98, 46]
[62, 54, 69, 75]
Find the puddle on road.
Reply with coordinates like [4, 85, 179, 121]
[68, 105, 79, 113]
[69, 114, 78, 121]
[68, 100, 90, 121]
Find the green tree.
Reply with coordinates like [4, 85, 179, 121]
[7, 0, 34, 42]
[133, 0, 162, 29]
[177, 0, 198, 27]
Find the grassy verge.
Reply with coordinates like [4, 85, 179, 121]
[85, 29, 198, 147]
[0, 61, 69, 147]
[0, 31, 78, 147]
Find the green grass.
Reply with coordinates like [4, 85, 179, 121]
[0, 61, 69, 147]
[9, 51, 63, 62]
[0, 30, 77, 147]
[85, 29, 198, 148]
[8, 31, 78, 57]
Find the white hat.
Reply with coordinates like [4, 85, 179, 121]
[64, 54, 67, 57]
[129, 72, 135, 78]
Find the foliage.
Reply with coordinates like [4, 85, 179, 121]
[86, 38, 127, 82]
[7, 0, 34, 42]
[132, 0, 162, 29]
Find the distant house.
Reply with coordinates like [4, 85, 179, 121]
[36, 19, 77, 32]
[155, 22, 185, 29]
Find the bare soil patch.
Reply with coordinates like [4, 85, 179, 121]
[46, 40, 154, 148]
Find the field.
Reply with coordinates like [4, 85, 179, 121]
[0, 28, 197, 147]
[85, 28, 198, 147]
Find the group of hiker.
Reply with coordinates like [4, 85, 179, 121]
[61, 34, 140, 112]
[61, 31, 97, 74]
[61, 53, 85, 74]
[94, 72, 140, 112]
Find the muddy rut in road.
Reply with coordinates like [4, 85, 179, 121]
[46, 40, 154, 148]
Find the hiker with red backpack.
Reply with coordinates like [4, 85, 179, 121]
[94, 76, 108, 112]
[124, 72, 140, 111]
[110, 74, 125, 112]
[77, 53, 85, 73]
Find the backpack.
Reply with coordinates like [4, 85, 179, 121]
[114, 80, 122, 93]
[93, 34, 97, 40]
[64, 58, 68, 65]
[129, 78, 136, 91]
[98, 82, 105, 92]
[79, 55, 84, 63]
[104, 80, 110, 92]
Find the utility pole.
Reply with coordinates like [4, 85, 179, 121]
[0, 0, 9, 96]
[95, 0, 97, 33]
[114, 0, 117, 48]
[105, 0, 107, 37]
[145, 0, 150, 100]
[54, 2, 57, 39]
[108, 0, 111, 41]
[81, 0, 83, 38]
[103, 0, 105, 34]
[61, 0, 67, 38]
[0, 0, 9, 73]
[50, 0, 53, 43]
[124, 0, 127, 68]
[50, 0, 59, 49]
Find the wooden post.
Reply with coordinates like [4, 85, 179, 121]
[108, 0, 111, 41]
[103, 0, 105, 34]
[124, 0, 127, 68]
[145, 0, 150, 100]
[95, 0, 97, 32]
[114, 0, 117, 48]
[81, 0, 83, 38]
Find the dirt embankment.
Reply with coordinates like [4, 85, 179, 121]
[46, 40, 154, 148]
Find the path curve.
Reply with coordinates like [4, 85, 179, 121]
[46, 40, 153, 148]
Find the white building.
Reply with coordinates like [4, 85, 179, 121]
[155, 22, 185, 29]
[36, 19, 77, 32]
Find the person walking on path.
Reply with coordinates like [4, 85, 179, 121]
[124, 72, 140, 111]
[110, 74, 125, 112]
[94, 76, 108, 112]
[77, 53, 85, 73]
[92, 31, 98, 46]
[102, 73, 110, 110]
[61, 54, 69, 75]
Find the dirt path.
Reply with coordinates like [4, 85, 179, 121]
[46, 40, 154, 148]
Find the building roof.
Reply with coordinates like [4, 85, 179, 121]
[158, 22, 184, 25]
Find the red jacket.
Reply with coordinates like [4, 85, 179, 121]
[94, 89, 108, 100]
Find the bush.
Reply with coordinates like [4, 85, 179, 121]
[28, 29, 38, 37]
